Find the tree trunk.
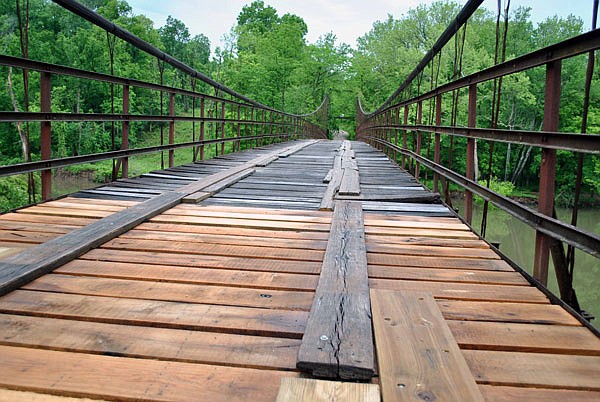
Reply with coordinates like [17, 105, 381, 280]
[504, 143, 511, 181]
[7, 67, 31, 163]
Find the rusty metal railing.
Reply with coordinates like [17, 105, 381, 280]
[356, 1, 600, 318]
[0, 1, 327, 206]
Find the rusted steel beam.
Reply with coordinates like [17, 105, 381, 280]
[465, 84, 477, 225]
[434, 94, 442, 193]
[534, 61, 562, 285]
[220, 102, 226, 155]
[394, 107, 400, 163]
[0, 54, 325, 122]
[0, 55, 248, 110]
[402, 105, 409, 169]
[415, 101, 423, 179]
[199, 97, 205, 160]
[0, 112, 298, 127]
[236, 105, 241, 152]
[40, 71, 52, 201]
[120, 85, 129, 178]
[368, 137, 600, 260]
[168, 92, 175, 168]
[365, 124, 600, 154]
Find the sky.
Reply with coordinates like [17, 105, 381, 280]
[125, 0, 594, 51]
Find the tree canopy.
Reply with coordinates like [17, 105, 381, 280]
[0, 0, 598, 211]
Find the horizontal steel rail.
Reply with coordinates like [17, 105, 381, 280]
[0, 111, 299, 126]
[368, 124, 600, 154]
[0, 55, 314, 119]
[0, 133, 298, 177]
[367, 136, 600, 259]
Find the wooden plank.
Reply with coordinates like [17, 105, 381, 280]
[80, 248, 321, 275]
[255, 155, 279, 167]
[0, 220, 77, 234]
[102, 238, 324, 262]
[150, 214, 331, 232]
[336, 193, 440, 203]
[0, 192, 183, 296]
[367, 243, 500, 259]
[339, 156, 360, 196]
[366, 235, 489, 249]
[370, 290, 484, 402]
[447, 320, 600, 355]
[181, 191, 211, 204]
[57, 259, 319, 291]
[369, 278, 549, 303]
[365, 226, 478, 240]
[479, 385, 600, 401]
[0, 290, 307, 338]
[297, 201, 374, 380]
[202, 168, 255, 193]
[437, 300, 581, 325]
[189, 204, 331, 217]
[319, 154, 343, 211]
[368, 254, 513, 271]
[33, 201, 126, 212]
[368, 266, 528, 286]
[24, 274, 314, 311]
[0, 213, 94, 226]
[136, 222, 330, 241]
[0, 389, 106, 401]
[462, 349, 600, 390]
[61, 197, 138, 207]
[16, 206, 113, 219]
[166, 206, 332, 224]
[120, 229, 328, 251]
[0, 314, 300, 370]
[365, 218, 469, 231]
[275, 378, 380, 402]
[0, 345, 297, 401]
[0, 230, 60, 244]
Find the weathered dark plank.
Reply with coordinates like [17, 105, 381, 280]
[0, 192, 183, 296]
[339, 155, 360, 196]
[181, 191, 211, 204]
[297, 201, 374, 380]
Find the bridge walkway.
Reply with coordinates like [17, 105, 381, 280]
[0, 140, 598, 401]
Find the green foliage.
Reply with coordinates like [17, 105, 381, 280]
[478, 177, 515, 198]
[0, 176, 29, 212]
[0, 0, 598, 211]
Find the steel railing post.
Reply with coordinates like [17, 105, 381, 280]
[40, 71, 52, 200]
[534, 60, 562, 285]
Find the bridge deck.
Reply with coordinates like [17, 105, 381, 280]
[0, 140, 598, 401]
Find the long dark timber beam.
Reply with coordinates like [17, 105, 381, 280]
[0, 140, 317, 296]
[367, 137, 600, 259]
[0, 192, 181, 295]
[297, 201, 374, 380]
